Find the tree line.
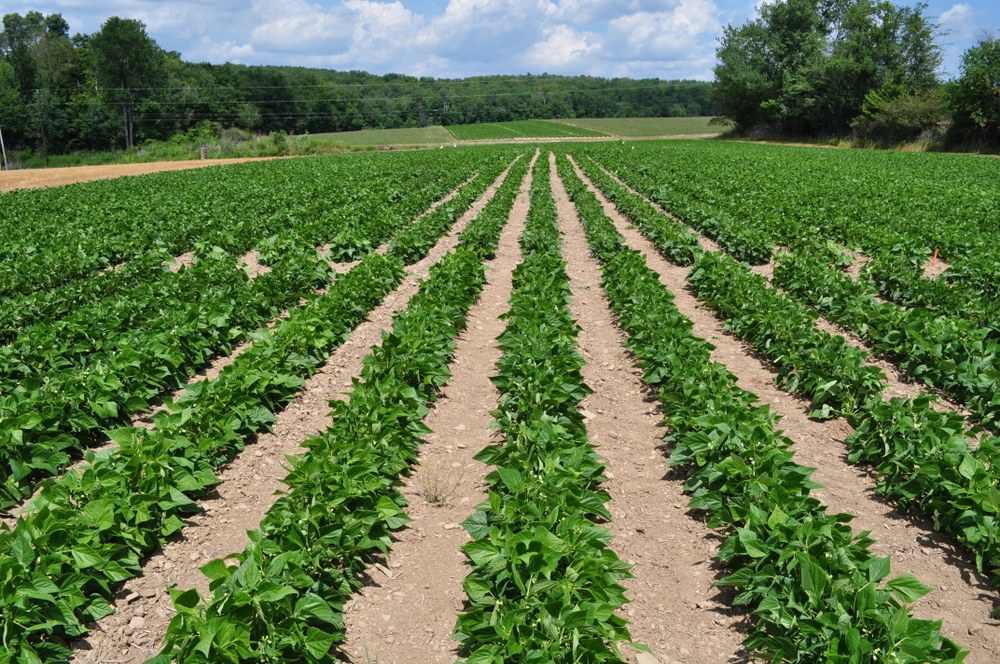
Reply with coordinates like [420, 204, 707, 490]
[0, 12, 713, 162]
[712, 0, 1000, 147]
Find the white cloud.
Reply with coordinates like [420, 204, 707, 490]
[5, 0, 732, 79]
[608, 0, 720, 60]
[526, 24, 603, 69]
[939, 3, 977, 40]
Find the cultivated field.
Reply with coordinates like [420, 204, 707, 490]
[552, 116, 721, 137]
[1, 140, 998, 663]
[305, 126, 457, 147]
[447, 120, 607, 140]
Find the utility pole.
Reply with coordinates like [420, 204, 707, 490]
[0, 126, 7, 171]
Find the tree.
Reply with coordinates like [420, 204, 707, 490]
[947, 36, 1000, 146]
[0, 12, 79, 160]
[713, 0, 942, 136]
[89, 17, 164, 148]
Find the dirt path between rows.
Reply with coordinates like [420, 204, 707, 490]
[566, 153, 1000, 661]
[340, 151, 538, 664]
[551, 152, 746, 664]
[71, 161, 517, 664]
[0, 157, 282, 193]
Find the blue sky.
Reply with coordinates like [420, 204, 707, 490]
[5, 0, 997, 80]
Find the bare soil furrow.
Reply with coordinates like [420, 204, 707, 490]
[340, 152, 537, 664]
[568, 154, 1000, 661]
[551, 153, 746, 664]
[70, 162, 517, 664]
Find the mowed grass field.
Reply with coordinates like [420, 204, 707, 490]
[552, 116, 722, 136]
[304, 117, 722, 147]
[446, 119, 606, 140]
[303, 126, 456, 146]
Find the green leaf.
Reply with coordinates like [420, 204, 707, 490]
[200, 558, 233, 583]
[294, 593, 342, 628]
[737, 527, 769, 559]
[462, 511, 490, 540]
[257, 583, 297, 603]
[304, 626, 337, 660]
[71, 546, 106, 569]
[497, 467, 525, 494]
[886, 574, 931, 603]
[866, 556, 891, 584]
[169, 587, 203, 611]
[958, 454, 979, 481]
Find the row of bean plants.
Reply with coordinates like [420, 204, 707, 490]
[569, 150, 1000, 620]
[581, 141, 1000, 324]
[862, 254, 999, 334]
[150, 152, 533, 663]
[453, 159, 635, 662]
[771, 250, 1000, 432]
[559, 154, 966, 663]
[0, 245, 331, 510]
[0, 153, 522, 512]
[0, 148, 517, 302]
[0, 151, 530, 661]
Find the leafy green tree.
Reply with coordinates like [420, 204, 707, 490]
[90, 17, 165, 148]
[0, 12, 79, 160]
[947, 36, 1000, 146]
[713, 0, 941, 136]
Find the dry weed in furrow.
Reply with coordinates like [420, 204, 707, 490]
[569, 157, 1000, 661]
[551, 154, 745, 664]
[341, 153, 537, 664]
[70, 161, 518, 664]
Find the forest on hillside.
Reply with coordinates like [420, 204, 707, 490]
[0, 12, 713, 161]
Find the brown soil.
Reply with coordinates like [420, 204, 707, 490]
[71, 158, 520, 664]
[924, 255, 952, 280]
[238, 250, 271, 279]
[164, 252, 197, 273]
[340, 151, 538, 664]
[551, 153, 746, 664]
[567, 153, 1000, 660]
[0, 157, 281, 193]
[844, 249, 871, 281]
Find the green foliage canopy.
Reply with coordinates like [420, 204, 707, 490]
[713, 0, 942, 135]
[947, 36, 1000, 145]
